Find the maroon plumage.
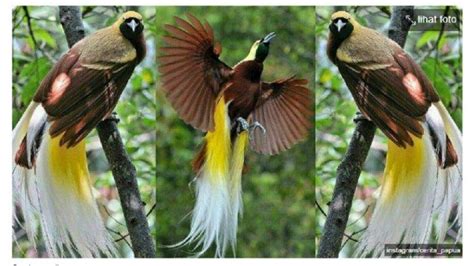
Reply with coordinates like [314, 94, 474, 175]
[159, 14, 313, 162]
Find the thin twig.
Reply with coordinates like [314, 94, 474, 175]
[22, 6, 41, 91]
[22, 7, 56, 62]
[107, 202, 157, 244]
[315, 199, 359, 243]
[348, 205, 370, 227]
[103, 206, 126, 227]
[106, 227, 132, 248]
[341, 227, 368, 249]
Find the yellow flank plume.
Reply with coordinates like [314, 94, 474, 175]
[230, 131, 248, 192]
[381, 134, 426, 202]
[48, 134, 92, 202]
[205, 97, 231, 184]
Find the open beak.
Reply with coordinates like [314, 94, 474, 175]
[127, 19, 138, 32]
[335, 19, 346, 32]
[262, 32, 276, 44]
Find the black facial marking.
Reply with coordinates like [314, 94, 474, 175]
[329, 17, 353, 42]
[120, 18, 143, 41]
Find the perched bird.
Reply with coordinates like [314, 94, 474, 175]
[327, 11, 462, 256]
[159, 14, 312, 257]
[12, 11, 146, 257]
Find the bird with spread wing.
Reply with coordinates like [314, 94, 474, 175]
[159, 14, 312, 257]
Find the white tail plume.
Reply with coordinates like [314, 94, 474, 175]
[12, 104, 116, 257]
[174, 98, 246, 257]
[356, 102, 462, 257]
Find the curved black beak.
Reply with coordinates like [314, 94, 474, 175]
[262, 32, 276, 44]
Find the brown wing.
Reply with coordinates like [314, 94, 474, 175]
[159, 13, 233, 132]
[250, 77, 312, 155]
[33, 46, 136, 148]
[337, 50, 439, 147]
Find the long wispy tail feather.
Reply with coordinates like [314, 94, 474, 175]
[174, 98, 246, 257]
[12, 104, 115, 257]
[12, 102, 41, 243]
[357, 102, 462, 257]
[227, 130, 248, 255]
[432, 102, 462, 241]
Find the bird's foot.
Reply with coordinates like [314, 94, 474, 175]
[236, 117, 250, 133]
[353, 111, 368, 123]
[249, 121, 266, 141]
[236, 118, 266, 141]
[104, 111, 121, 123]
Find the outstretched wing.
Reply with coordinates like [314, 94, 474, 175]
[33, 42, 136, 148]
[250, 77, 312, 155]
[159, 13, 233, 132]
[337, 48, 439, 147]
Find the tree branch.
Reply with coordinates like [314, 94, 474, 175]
[317, 6, 414, 258]
[59, 6, 85, 47]
[58, 6, 156, 258]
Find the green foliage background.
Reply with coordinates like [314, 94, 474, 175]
[12, 6, 157, 258]
[155, 6, 316, 257]
[315, 6, 462, 257]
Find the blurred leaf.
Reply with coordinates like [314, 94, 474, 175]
[416, 31, 438, 48]
[422, 58, 452, 103]
[18, 56, 51, 105]
[142, 68, 154, 84]
[35, 28, 57, 48]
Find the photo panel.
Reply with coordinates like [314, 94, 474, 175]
[12, 6, 157, 258]
[155, 6, 316, 258]
[315, 6, 462, 258]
